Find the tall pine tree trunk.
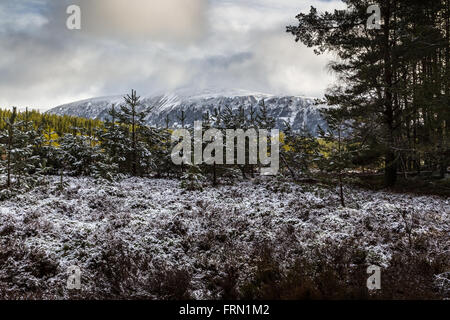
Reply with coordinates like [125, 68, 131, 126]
[441, 0, 450, 178]
[132, 107, 137, 176]
[382, 2, 398, 187]
[7, 131, 11, 188]
[338, 125, 345, 207]
[6, 108, 17, 189]
[339, 173, 345, 207]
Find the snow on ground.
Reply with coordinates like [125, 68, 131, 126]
[0, 176, 449, 299]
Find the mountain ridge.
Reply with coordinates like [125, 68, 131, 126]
[47, 89, 328, 134]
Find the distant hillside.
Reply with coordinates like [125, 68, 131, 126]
[48, 89, 328, 135]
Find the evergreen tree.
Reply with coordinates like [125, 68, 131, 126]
[281, 122, 321, 180]
[58, 128, 113, 179]
[287, 0, 450, 186]
[318, 109, 362, 207]
[256, 100, 276, 130]
[116, 89, 152, 176]
[99, 105, 131, 174]
[0, 107, 42, 190]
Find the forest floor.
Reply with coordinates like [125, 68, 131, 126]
[352, 173, 450, 198]
[0, 176, 449, 299]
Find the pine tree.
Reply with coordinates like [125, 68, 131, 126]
[99, 105, 131, 174]
[0, 107, 42, 190]
[318, 107, 368, 207]
[287, 0, 450, 186]
[115, 89, 153, 176]
[256, 100, 276, 130]
[177, 110, 187, 129]
[165, 114, 170, 129]
[281, 122, 321, 180]
[180, 164, 206, 191]
[200, 110, 221, 185]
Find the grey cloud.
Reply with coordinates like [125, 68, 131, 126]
[0, 0, 342, 109]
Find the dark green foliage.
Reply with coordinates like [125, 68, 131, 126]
[58, 130, 115, 180]
[0, 90, 175, 187]
[0, 108, 103, 136]
[287, 0, 450, 187]
[199, 100, 277, 182]
[0, 108, 46, 193]
[281, 121, 321, 179]
[180, 165, 206, 191]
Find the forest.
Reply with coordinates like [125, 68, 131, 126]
[287, 0, 449, 190]
[0, 0, 448, 300]
[2, 0, 450, 196]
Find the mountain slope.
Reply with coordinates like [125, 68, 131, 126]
[48, 89, 328, 134]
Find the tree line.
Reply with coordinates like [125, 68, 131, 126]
[287, 0, 450, 186]
[0, 90, 288, 196]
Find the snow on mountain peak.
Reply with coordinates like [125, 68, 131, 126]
[48, 89, 327, 134]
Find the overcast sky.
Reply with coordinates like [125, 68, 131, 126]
[0, 0, 344, 110]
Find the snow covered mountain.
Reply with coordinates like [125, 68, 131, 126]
[48, 89, 328, 135]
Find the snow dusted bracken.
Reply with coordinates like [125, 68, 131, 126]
[0, 176, 449, 299]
